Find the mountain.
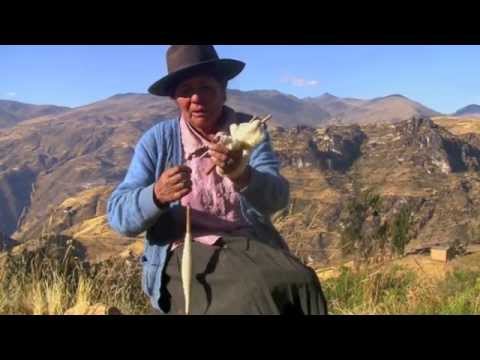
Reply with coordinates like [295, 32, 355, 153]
[303, 93, 441, 125]
[454, 104, 480, 117]
[304, 93, 367, 122]
[0, 90, 465, 264]
[272, 117, 480, 264]
[353, 94, 442, 123]
[226, 89, 331, 127]
[0, 90, 332, 242]
[304, 92, 367, 109]
[0, 100, 70, 128]
[0, 94, 179, 242]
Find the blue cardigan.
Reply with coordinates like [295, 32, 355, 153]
[107, 117, 290, 311]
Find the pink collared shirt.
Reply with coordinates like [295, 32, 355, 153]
[170, 108, 251, 250]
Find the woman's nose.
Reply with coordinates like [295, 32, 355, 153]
[191, 93, 200, 102]
[191, 92, 205, 104]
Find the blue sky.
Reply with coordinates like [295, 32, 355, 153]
[1, 45, 479, 114]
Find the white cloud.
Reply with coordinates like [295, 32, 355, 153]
[281, 75, 319, 87]
[5, 92, 17, 97]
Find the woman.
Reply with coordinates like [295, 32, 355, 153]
[107, 45, 327, 315]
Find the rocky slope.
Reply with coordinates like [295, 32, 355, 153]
[3, 93, 480, 266]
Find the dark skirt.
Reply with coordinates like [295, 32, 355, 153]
[154, 235, 328, 315]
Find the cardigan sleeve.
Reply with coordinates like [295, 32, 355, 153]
[107, 127, 167, 237]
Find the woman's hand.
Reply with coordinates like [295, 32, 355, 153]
[154, 166, 192, 206]
[208, 143, 251, 188]
[208, 143, 244, 174]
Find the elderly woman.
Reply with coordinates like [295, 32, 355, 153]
[107, 45, 327, 315]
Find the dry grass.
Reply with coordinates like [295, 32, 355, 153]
[0, 235, 149, 315]
[322, 263, 480, 315]
[275, 195, 480, 315]
[432, 117, 480, 136]
[273, 199, 331, 265]
[2, 198, 479, 315]
[2, 234, 479, 314]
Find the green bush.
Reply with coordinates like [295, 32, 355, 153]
[390, 205, 411, 256]
[340, 190, 412, 263]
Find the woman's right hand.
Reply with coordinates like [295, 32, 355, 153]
[154, 166, 192, 206]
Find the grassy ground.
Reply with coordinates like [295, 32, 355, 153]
[1, 236, 479, 314]
[0, 237, 150, 315]
[322, 264, 480, 314]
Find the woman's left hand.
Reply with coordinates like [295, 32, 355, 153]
[208, 142, 244, 175]
[208, 142, 252, 189]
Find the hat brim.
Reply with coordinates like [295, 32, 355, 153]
[148, 59, 245, 97]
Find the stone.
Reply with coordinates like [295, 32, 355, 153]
[430, 246, 455, 263]
[64, 303, 122, 315]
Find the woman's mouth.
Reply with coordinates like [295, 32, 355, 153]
[192, 111, 207, 117]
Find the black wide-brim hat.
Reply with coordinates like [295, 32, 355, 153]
[148, 45, 245, 97]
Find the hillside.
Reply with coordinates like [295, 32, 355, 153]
[0, 100, 70, 128]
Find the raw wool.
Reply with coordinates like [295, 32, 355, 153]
[215, 118, 268, 179]
[227, 119, 266, 151]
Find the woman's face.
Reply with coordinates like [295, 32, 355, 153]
[173, 75, 226, 136]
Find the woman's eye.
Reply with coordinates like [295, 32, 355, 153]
[177, 85, 216, 98]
